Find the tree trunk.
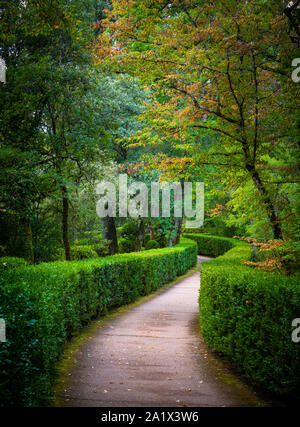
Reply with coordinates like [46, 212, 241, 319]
[246, 164, 282, 239]
[62, 186, 71, 261]
[101, 216, 118, 255]
[250, 218, 258, 260]
[137, 219, 146, 251]
[168, 217, 183, 247]
[73, 224, 78, 243]
[150, 226, 155, 240]
[22, 218, 34, 264]
[175, 217, 183, 244]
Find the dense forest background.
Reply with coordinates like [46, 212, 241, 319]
[0, 0, 299, 271]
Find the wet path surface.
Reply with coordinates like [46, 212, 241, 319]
[58, 257, 267, 407]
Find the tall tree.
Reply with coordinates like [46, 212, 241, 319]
[99, 0, 300, 240]
[0, 0, 112, 260]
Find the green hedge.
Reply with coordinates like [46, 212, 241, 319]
[195, 234, 300, 399]
[145, 240, 160, 250]
[182, 227, 205, 234]
[0, 256, 29, 271]
[0, 237, 197, 406]
[183, 233, 235, 257]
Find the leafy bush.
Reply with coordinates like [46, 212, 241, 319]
[55, 245, 98, 261]
[74, 239, 110, 257]
[118, 237, 137, 254]
[156, 234, 167, 248]
[198, 235, 300, 399]
[81, 230, 102, 244]
[243, 239, 300, 275]
[71, 245, 98, 260]
[75, 238, 89, 246]
[119, 221, 140, 238]
[118, 221, 141, 253]
[145, 239, 160, 250]
[0, 237, 197, 406]
[92, 243, 110, 257]
[143, 233, 166, 249]
[0, 256, 29, 271]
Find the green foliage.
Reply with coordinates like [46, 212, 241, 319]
[70, 246, 98, 260]
[118, 237, 137, 254]
[104, 0, 300, 241]
[143, 233, 166, 250]
[56, 245, 98, 261]
[256, 240, 300, 276]
[183, 233, 235, 257]
[118, 221, 141, 253]
[204, 215, 239, 238]
[0, 257, 29, 271]
[145, 240, 160, 250]
[143, 233, 150, 246]
[198, 235, 300, 399]
[276, 241, 300, 276]
[81, 230, 102, 245]
[0, 238, 197, 406]
[92, 243, 110, 257]
[119, 221, 140, 239]
[156, 234, 167, 248]
[183, 227, 205, 234]
[75, 238, 89, 246]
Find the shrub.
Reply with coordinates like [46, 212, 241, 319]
[119, 221, 140, 239]
[143, 233, 166, 249]
[183, 233, 235, 257]
[118, 237, 138, 254]
[145, 240, 160, 250]
[55, 245, 98, 261]
[71, 245, 98, 260]
[183, 227, 205, 234]
[118, 221, 141, 253]
[242, 239, 300, 275]
[156, 234, 167, 248]
[197, 234, 300, 399]
[74, 238, 89, 246]
[81, 231, 102, 244]
[92, 243, 110, 257]
[0, 256, 29, 271]
[0, 237, 197, 406]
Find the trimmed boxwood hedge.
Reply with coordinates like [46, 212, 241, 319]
[183, 233, 235, 257]
[189, 234, 300, 399]
[0, 237, 197, 407]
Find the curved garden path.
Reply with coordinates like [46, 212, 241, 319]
[57, 257, 268, 407]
